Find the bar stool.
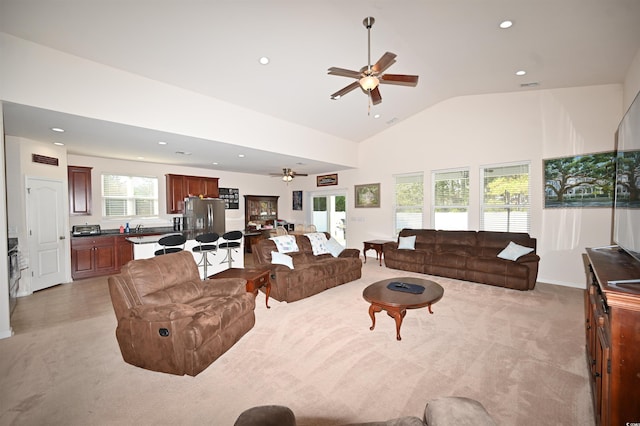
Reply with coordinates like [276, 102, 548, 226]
[192, 232, 219, 278]
[219, 230, 243, 268]
[154, 234, 187, 256]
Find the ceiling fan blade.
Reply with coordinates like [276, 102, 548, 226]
[380, 74, 419, 86]
[370, 87, 382, 105]
[371, 52, 397, 74]
[292, 172, 308, 176]
[327, 67, 362, 78]
[330, 81, 361, 99]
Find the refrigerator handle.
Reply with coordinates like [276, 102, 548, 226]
[208, 204, 213, 228]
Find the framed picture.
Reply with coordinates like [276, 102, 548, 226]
[292, 190, 303, 211]
[219, 187, 240, 209]
[355, 183, 380, 208]
[544, 151, 615, 208]
[317, 173, 338, 187]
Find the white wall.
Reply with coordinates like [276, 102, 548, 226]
[67, 154, 291, 233]
[5, 136, 71, 292]
[624, 48, 640, 111]
[0, 33, 359, 169]
[0, 103, 11, 338]
[291, 85, 622, 288]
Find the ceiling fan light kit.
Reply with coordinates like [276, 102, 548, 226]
[328, 16, 419, 110]
[270, 168, 308, 183]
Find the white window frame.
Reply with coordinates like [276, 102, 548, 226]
[480, 161, 530, 232]
[393, 172, 424, 236]
[431, 168, 470, 231]
[101, 173, 159, 219]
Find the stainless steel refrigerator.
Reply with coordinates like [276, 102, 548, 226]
[183, 197, 226, 235]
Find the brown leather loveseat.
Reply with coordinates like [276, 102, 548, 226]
[252, 233, 362, 302]
[384, 229, 539, 290]
[108, 251, 256, 376]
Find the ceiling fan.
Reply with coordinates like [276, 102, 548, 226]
[328, 17, 419, 107]
[270, 168, 308, 182]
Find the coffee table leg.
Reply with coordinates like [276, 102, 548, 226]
[427, 303, 434, 314]
[388, 308, 406, 341]
[368, 304, 382, 330]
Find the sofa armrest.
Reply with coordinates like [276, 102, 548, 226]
[515, 252, 540, 264]
[130, 303, 197, 321]
[201, 277, 247, 296]
[339, 248, 361, 258]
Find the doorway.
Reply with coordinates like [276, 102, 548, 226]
[309, 191, 347, 245]
[27, 177, 68, 292]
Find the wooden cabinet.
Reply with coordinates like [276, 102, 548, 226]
[244, 195, 279, 228]
[585, 247, 640, 426]
[166, 174, 219, 214]
[71, 235, 135, 279]
[71, 236, 117, 280]
[68, 166, 92, 215]
[244, 195, 279, 253]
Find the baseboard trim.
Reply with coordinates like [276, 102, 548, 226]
[0, 327, 14, 339]
[537, 278, 586, 289]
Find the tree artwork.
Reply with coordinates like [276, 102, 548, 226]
[616, 150, 640, 207]
[544, 152, 615, 208]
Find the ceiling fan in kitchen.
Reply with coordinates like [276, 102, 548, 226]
[270, 168, 308, 182]
[328, 17, 419, 109]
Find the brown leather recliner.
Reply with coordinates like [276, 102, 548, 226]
[108, 251, 255, 376]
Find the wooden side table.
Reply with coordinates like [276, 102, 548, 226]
[363, 240, 393, 266]
[209, 267, 271, 308]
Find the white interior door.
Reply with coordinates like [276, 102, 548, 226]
[27, 177, 67, 292]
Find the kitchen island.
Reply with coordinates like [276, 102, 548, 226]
[126, 232, 243, 278]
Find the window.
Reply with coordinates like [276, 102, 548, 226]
[394, 173, 424, 235]
[432, 169, 469, 230]
[481, 163, 530, 232]
[102, 174, 159, 218]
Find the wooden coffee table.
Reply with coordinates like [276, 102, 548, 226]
[362, 277, 444, 340]
[209, 267, 271, 308]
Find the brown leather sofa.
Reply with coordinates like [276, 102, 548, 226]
[251, 233, 362, 302]
[107, 251, 256, 376]
[384, 229, 539, 290]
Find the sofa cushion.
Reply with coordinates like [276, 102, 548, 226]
[271, 251, 294, 269]
[497, 241, 534, 261]
[269, 235, 299, 253]
[398, 235, 416, 250]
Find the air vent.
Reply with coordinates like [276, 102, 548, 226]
[520, 82, 540, 88]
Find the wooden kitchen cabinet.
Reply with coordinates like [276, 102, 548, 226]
[71, 236, 117, 280]
[68, 165, 92, 215]
[115, 235, 134, 269]
[166, 174, 219, 214]
[585, 247, 640, 426]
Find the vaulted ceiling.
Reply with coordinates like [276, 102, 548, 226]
[2, 0, 640, 175]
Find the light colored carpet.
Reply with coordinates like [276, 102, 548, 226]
[0, 261, 594, 425]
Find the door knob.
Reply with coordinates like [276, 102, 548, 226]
[59, 236, 66, 240]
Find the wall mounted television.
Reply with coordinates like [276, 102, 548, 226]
[613, 90, 640, 264]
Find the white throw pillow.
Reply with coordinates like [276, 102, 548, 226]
[325, 236, 345, 257]
[269, 235, 299, 253]
[497, 241, 534, 261]
[271, 251, 294, 269]
[305, 232, 331, 256]
[398, 235, 416, 250]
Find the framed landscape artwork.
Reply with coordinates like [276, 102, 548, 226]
[543, 151, 615, 208]
[317, 174, 338, 187]
[355, 183, 380, 208]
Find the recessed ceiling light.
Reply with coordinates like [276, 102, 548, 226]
[137, 156, 145, 160]
[259, 56, 270, 65]
[51, 127, 65, 133]
[373, 114, 381, 119]
[158, 141, 167, 145]
[212, 162, 218, 165]
[516, 70, 527, 76]
[53, 142, 64, 146]
[238, 154, 245, 158]
[499, 20, 513, 29]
